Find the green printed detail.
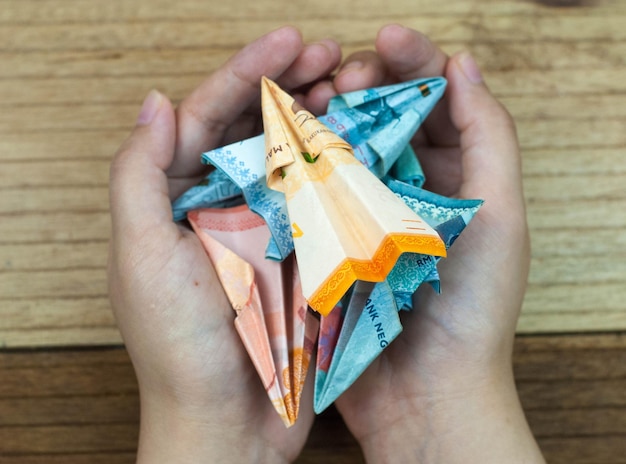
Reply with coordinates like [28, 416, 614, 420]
[301, 152, 317, 163]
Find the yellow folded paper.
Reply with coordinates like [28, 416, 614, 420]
[261, 77, 447, 316]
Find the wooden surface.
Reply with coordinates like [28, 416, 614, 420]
[0, 0, 625, 462]
[1, 335, 625, 463]
[1, 0, 626, 346]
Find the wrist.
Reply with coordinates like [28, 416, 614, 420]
[355, 363, 544, 464]
[136, 391, 290, 464]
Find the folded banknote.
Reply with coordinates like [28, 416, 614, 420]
[172, 77, 482, 425]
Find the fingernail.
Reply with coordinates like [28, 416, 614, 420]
[339, 60, 364, 75]
[136, 90, 163, 126]
[316, 38, 338, 52]
[458, 52, 483, 84]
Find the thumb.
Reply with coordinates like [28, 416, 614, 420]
[446, 52, 523, 206]
[109, 90, 178, 243]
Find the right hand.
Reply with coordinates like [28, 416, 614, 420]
[331, 24, 544, 463]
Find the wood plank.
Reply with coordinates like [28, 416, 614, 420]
[0, 212, 111, 243]
[1, 136, 621, 179]
[502, 94, 626, 119]
[2, 40, 625, 82]
[1, 0, 622, 24]
[487, 68, 626, 96]
[0, 327, 123, 348]
[461, 40, 626, 71]
[513, 333, 626, 351]
[518, 311, 626, 333]
[3, 93, 626, 138]
[523, 283, 626, 312]
[0, 365, 137, 398]
[0, 76, 200, 107]
[2, 70, 626, 108]
[514, 348, 626, 381]
[0, 395, 139, 426]
[524, 174, 626, 201]
[528, 255, 626, 285]
[0, 297, 113, 329]
[0, 104, 138, 133]
[3, 293, 624, 348]
[0, 48, 229, 80]
[0, 160, 110, 188]
[0, 242, 108, 271]
[530, 228, 626, 257]
[518, 379, 626, 409]
[0, 454, 136, 464]
[3, 170, 617, 228]
[4, 225, 621, 270]
[528, 199, 626, 229]
[297, 449, 365, 464]
[522, 148, 626, 176]
[0, 132, 125, 162]
[4, 302, 625, 348]
[0, 187, 109, 214]
[539, 436, 626, 463]
[528, 407, 626, 437]
[1, 119, 621, 154]
[0, 335, 623, 462]
[519, 119, 625, 149]
[2, 16, 626, 55]
[0, 424, 138, 454]
[0, 346, 130, 369]
[0, 269, 107, 299]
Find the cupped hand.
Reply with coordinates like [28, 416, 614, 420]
[332, 25, 544, 463]
[107, 27, 341, 463]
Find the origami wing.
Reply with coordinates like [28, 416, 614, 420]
[188, 205, 318, 426]
[313, 186, 484, 412]
[323, 76, 447, 182]
[261, 77, 447, 316]
[314, 280, 402, 414]
[199, 134, 292, 261]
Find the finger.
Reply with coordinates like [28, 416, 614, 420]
[217, 39, 342, 139]
[171, 26, 305, 179]
[375, 24, 448, 79]
[109, 90, 179, 243]
[301, 79, 338, 115]
[277, 39, 342, 90]
[375, 24, 458, 147]
[446, 52, 523, 205]
[333, 50, 387, 94]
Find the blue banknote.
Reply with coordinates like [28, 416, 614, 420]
[314, 280, 402, 414]
[324, 77, 445, 184]
[313, 182, 482, 412]
[176, 77, 447, 260]
[385, 178, 483, 309]
[171, 169, 243, 222]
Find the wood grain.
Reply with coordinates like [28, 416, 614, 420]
[1, 335, 624, 463]
[0, 0, 623, 344]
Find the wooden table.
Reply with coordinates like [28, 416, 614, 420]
[1, 0, 625, 462]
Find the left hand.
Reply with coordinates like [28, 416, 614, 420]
[108, 26, 341, 463]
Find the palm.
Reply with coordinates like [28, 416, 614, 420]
[336, 124, 528, 438]
[112, 221, 313, 458]
[172, 234, 315, 457]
